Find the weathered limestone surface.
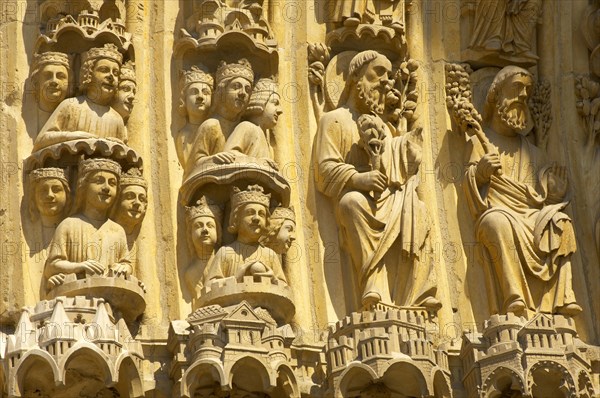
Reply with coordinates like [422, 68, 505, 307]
[0, 0, 599, 397]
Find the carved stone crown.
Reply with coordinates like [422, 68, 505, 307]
[231, 184, 270, 210]
[29, 167, 68, 184]
[120, 168, 146, 189]
[185, 196, 222, 221]
[32, 51, 70, 71]
[270, 206, 295, 222]
[216, 59, 254, 85]
[246, 78, 278, 114]
[82, 43, 123, 66]
[119, 61, 136, 83]
[79, 158, 122, 177]
[181, 65, 214, 89]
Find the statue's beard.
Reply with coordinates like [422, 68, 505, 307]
[497, 98, 528, 133]
[357, 80, 387, 115]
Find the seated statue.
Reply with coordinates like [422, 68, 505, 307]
[204, 184, 286, 284]
[185, 59, 254, 176]
[28, 167, 71, 228]
[222, 78, 282, 166]
[30, 52, 71, 116]
[111, 61, 137, 125]
[176, 66, 214, 168]
[463, 66, 581, 316]
[34, 44, 127, 151]
[468, 0, 542, 58]
[261, 206, 296, 258]
[314, 50, 438, 309]
[184, 196, 222, 297]
[44, 158, 132, 290]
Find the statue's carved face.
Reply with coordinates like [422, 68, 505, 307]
[88, 58, 120, 104]
[34, 178, 68, 218]
[261, 93, 283, 129]
[84, 171, 118, 212]
[356, 56, 392, 115]
[237, 203, 267, 242]
[495, 73, 533, 134]
[113, 80, 137, 119]
[116, 185, 147, 226]
[223, 77, 252, 116]
[37, 64, 69, 111]
[191, 215, 218, 253]
[185, 82, 212, 121]
[275, 219, 296, 253]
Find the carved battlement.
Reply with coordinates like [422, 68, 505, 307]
[4, 297, 144, 397]
[195, 276, 294, 325]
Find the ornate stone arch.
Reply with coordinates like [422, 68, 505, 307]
[482, 366, 526, 398]
[526, 361, 576, 398]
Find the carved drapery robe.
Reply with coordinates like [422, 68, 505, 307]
[45, 214, 132, 283]
[469, 0, 542, 56]
[315, 107, 436, 307]
[464, 133, 577, 314]
[205, 241, 287, 284]
[327, 0, 372, 24]
[223, 121, 273, 160]
[34, 96, 127, 151]
[185, 116, 237, 177]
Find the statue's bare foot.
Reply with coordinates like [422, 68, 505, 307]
[421, 297, 442, 311]
[361, 291, 381, 309]
[557, 303, 582, 317]
[506, 299, 526, 315]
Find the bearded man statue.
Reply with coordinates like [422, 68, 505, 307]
[314, 50, 439, 310]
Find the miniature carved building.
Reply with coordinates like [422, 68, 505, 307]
[2, 0, 600, 397]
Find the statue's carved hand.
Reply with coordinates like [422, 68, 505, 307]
[113, 263, 132, 277]
[48, 273, 66, 288]
[547, 164, 568, 200]
[351, 170, 387, 193]
[475, 152, 502, 184]
[213, 151, 236, 164]
[78, 260, 105, 275]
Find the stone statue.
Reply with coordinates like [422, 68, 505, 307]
[463, 66, 581, 316]
[34, 44, 127, 151]
[468, 0, 542, 60]
[184, 196, 222, 297]
[176, 66, 214, 168]
[111, 60, 137, 124]
[44, 158, 132, 290]
[326, 0, 404, 31]
[204, 185, 286, 284]
[314, 50, 438, 309]
[30, 52, 71, 114]
[111, 168, 147, 248]
[261, 206, 296, 257]
[186, 59, 254, 174]
[28, 167, 71, 228]
[222, 78, 282, 165]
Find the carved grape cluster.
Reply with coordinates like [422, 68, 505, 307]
[388, 59, 419, 126]
[529, 79, 552, 149]
[444, 63, 482, 128]
[575, 75, 600, 147]
[307, 43, 331, 87]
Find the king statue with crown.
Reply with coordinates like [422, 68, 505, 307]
[44, 158, 132, 292]
[34, 43, 128, 151]
[204, 184, 287, 285]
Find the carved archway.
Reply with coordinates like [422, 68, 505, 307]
[526, 361, 576, 398]
[182, 359, 227, 398]
[61, 345, 115, 393]
[380, 360, 430, 397]
[115, 356, 144, 398]
[228, 355, 274, 395]
[482, 366, 526, 398]
[272, 363, 300, 398]
[337, 362, 378, 397]
[432, 369, 452, 398]
[12, 351, 59, 397]
[576, 370, 596, 398]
